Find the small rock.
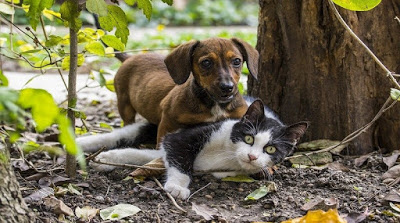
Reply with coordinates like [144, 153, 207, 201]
[86, 194, 93, 199]
[105, 197, 112, 203]
[95, 195, 104, 202]
[349, 195, 357, 201]
[238, 188, 244, 192]
[205, 194, 213, 200]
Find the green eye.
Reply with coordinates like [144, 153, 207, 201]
[264, 146, 276, 154]
[244, 135, 254, 145]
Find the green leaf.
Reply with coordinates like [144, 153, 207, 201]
[85, 41, 105, 56]
[0, 70, 9, 87]
[25, 0, 55, 31]
[98, 5, 129, 44]
[99, 122, 113, 130]
[332, 0, 381, 11]
[391, 88, 400, 101]
[124, 0, 135, 5]
[18, 88, 59, 132]
[244, 182, 276, 201]
[161, 0, 173, 6]
[61, 54, 85, 70]
[45, 35, 63, 47]
[90, 71, 106, 87]
[221, 175, 256, 183]
[58, 115, 86, 169]
[60, 0, 82, 31]
[101, 35, 125, 51]
[100, 204, 141, 220]
[86, 0, 108, 17]
[136, 0, 152, 20]
[0, 3, 15, 15]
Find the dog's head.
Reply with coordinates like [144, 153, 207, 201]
[164, 38, 259, 104]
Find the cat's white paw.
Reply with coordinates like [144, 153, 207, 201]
[164, 182, 190, 200]
[90, 151, 117, 172]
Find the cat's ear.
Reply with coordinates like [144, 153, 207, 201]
[242, 99, 265, 123]
[284, 122, 309, 144]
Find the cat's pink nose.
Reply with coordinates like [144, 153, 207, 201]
[248, 154, 257, 161]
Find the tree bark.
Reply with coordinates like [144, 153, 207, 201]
[249, 0, 400, 154]
[66, 24, 78, 178]
[0, 145, 34, 222]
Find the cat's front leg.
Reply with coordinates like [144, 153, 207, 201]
[164, 167, 191, 200]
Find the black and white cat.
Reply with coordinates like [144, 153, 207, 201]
[77, 99, 308, 199]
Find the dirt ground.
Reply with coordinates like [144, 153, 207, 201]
[13, 97, 400, 222]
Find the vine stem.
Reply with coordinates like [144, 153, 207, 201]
[327, 0, 400, 89]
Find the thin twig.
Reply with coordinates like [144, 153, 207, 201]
[152, 177, 187, 213]
[186, 182, 211, 202]
[91, 159, 166, 170]
[328, 0, 400, 89]
[85, 146, 107, 161]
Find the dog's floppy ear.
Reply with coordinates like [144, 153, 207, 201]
[164, 40, 200, 85]
[231, 38, 259, 79]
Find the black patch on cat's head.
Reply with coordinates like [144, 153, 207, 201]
[241, 99, 265, 124]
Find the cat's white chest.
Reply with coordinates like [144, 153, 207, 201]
[193, 121, 238, 171]
[206, 105, 228, 122]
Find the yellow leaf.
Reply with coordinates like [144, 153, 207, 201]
[105, 47, 115, 58]
[282, 209, 346, 223]
[43, 9, 61, 21]
[156, 24, 165, 32]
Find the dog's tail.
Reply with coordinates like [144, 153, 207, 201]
[93, 14, 130, 62]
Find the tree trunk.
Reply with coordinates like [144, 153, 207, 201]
[249, 0, 400, 154]
[0, 145, 34, 222]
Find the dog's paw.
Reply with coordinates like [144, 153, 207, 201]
[90, 151, 117, 172]
[164, 182, 190, 200]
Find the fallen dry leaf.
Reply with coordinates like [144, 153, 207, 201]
[382, 165, 400, 180]
[354, 152, 375, 167]
[301, 197, 338, 212]
[38, 176, 71, 188]
[75, 206, 99, 221]
[24, 187, 54, 203]
[383, 190, 400, 203]
[343, 207, 369, 223]
[191, 202, 219, 221]
[129, 158, 165, 177]
[44, 197, 74, 216]
[383, 150, 400, 169]
[297, 139, 348, 154]
[282, 209, 346, 223]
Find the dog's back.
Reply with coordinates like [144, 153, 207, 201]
[114, 53, 176, 125]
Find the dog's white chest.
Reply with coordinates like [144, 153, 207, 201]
[207, 105, 228, 122]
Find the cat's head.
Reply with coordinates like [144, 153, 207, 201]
[230, 99, 308, 172]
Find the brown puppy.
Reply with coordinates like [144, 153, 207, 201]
[114, 37, 259, 143]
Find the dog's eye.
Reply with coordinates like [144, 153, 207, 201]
[232, 58, 241, 68]
[201, 59, 213, 69]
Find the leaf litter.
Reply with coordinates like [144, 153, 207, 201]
[10, 96, 400, 222]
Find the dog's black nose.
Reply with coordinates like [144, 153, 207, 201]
[219, 82, 234, 93]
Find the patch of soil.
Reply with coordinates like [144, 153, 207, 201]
[13, 98, 400, 222]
